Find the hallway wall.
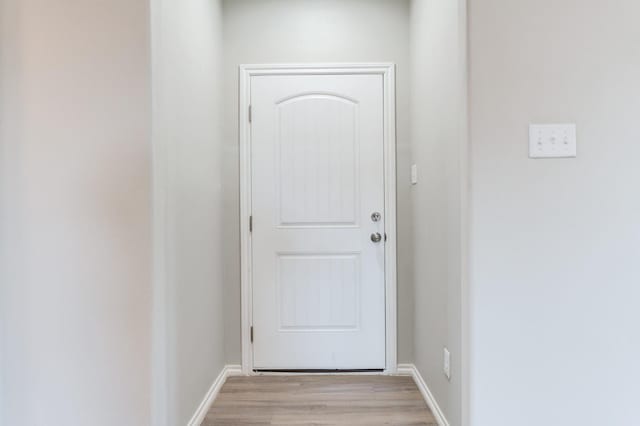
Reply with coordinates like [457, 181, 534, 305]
[409, 0, 468, 425]
[469, 0, 640, 424]
[150, 0, 226, 425]
[220, 0, 414, 364]
[0, 0, 152, 424]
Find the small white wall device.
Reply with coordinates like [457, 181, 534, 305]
[529, 123, 577, 158]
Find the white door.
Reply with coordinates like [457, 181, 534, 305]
[251, 73, 386, 370]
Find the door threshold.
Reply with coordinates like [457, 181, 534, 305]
[254, 369, 384, 374]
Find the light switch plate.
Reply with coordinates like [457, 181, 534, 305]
[411, 164, 418, 185]
[529, 123, 577, 158]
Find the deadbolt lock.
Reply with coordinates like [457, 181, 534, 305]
[371, 212, 381, 222]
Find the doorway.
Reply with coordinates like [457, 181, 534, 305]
[239, 64, 397, 373]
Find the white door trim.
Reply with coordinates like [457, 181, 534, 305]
[239, 63, 397, 374]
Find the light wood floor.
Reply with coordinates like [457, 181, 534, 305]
[203, 375, 437, 426]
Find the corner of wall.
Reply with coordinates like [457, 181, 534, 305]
[409, 0, 468, 424]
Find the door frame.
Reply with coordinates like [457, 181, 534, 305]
[239, 63, 397, 374]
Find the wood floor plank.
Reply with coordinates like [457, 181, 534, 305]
[203, 375, 437, 426]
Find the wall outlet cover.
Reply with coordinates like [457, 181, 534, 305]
[443, 347, 451, 380]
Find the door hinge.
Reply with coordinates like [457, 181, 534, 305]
[248, 105, 252, 123]
[250, 326, 254, 343]
[249, 215, 253, 232]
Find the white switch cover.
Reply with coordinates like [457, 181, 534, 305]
[443, 347, 451, 380]
[529, 124, 577, 158]
[411, 164, 418, 185]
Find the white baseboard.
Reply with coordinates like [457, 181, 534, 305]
[187, 364, 242, 426]
[396, 363, 450, 426]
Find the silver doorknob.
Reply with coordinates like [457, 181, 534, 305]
[370, 232, 382, 243]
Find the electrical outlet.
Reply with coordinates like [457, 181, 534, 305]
[443, 347, 451, 380]
[411, 164, 418, 185]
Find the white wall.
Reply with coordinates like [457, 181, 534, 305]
[409, 1, 468, 425]
[221, 0, 413, 364]
[469, 1, 640, 424]
[151, 0, 226, 425]
[0, 0, 152, 424]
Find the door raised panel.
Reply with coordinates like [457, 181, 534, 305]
[277, 94, 359, 227]
[277, 253, 360, 331]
